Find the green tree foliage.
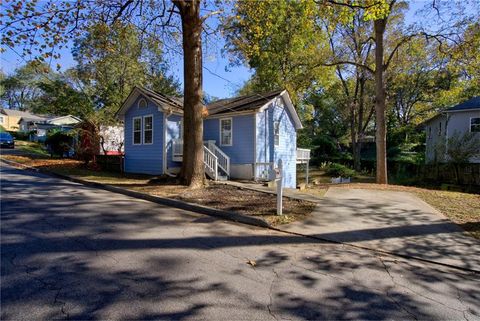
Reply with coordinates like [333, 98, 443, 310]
[32, 78, 94, 117]
[72, 22, 180, 124]
[0, 61, 51, 110]
[225, 0, 333, 100]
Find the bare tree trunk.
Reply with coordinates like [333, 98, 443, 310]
[174, 0, 204, 188]
[354, 76, 366, 172]
[350, 101, 357, 170]
[374, 19, 388, 184]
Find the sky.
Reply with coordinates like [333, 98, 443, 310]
[0, 35, 252, 99]
[0, 0, 476, 99]
[0, 2, 252, 99]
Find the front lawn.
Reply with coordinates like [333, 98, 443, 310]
[15, 140, 50, 157]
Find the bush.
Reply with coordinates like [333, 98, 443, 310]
[9, 130, 32, 140]
[45, 131, 74, 157]
[325, 163, 356, 178]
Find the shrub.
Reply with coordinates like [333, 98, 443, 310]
[325, 163, 356, 178]
[45, 130, 74, 157]
[9, 130, 32, 140]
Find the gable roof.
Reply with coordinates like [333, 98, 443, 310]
[446, 96, 480, 112]
[206, 89, 303, 129]
[116, 86, 183, 118]
[46, 115, 82, 124]
[0, 108, 40, 118]
[206, 89, 284, 115]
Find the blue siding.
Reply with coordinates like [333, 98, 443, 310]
[203, 114, 255, 164]
[166, 114, 182, 169]
[255, 97, 297, 188]
[124, 96, 163, 174]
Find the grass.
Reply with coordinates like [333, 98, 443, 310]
[296, 165, 375, 185]
[15, 140, 50, 157]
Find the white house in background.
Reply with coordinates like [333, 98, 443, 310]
[424, 96, 480, 163]
[18, 114, 82, 141]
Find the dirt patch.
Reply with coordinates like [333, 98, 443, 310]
[129, 183, 316, 226]
[2, 155, 316, 226]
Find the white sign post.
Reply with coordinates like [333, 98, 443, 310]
[276, 159, 283, 216]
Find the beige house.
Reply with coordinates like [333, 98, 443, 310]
[0, 108, 42, 131]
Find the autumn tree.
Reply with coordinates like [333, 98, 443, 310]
[1, 0, 216, 187]
[72, 22, 180, 124]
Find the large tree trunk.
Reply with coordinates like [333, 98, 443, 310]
[174, 0, 205, 188]
[374, 19, 388, 184]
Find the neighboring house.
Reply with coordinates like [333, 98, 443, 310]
[116, 87, 310, 188]
[424, 96, 480, 163]
[18, 114, 82, 141]
[0, 108, 43, 131]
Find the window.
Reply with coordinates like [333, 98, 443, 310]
[138, 98, 147, 109]
[428, 126, 432, 139]
[0, 116, 4, 124]
[220, 118, 232, 146]
[471, 118, 480, 133]
[143, 115, 153, 144]
[274, 121, 280, 146]
[133, 117, 142, 145]
[438, 121, 442, 136]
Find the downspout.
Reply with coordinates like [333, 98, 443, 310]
[163, 109, 176, 177]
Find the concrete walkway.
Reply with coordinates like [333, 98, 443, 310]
[223, 181, 480, 271]
[284, 187, 480, 271]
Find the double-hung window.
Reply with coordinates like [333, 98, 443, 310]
[220, 118, 232, 146]
[471, 118, 480, 133]
[274, 121, 280, 146]
[133, 117, 142, 145]
[143, 115, 153, 144]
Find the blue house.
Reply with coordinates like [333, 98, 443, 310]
[116, 87, 310, 188]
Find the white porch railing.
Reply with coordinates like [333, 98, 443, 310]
[203, 145, 218, 181]
[254, 162, 274, 181]
[206, 140, 230, 177]
[296, 148, 311, 164]
[172, 139, 183, 162]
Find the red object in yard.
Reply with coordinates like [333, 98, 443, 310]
[105, 151, 124, 156]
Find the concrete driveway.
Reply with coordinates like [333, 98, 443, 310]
[1, 164, 480, 320]
[285, 187, 480, 271]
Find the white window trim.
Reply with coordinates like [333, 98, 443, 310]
[470, 117, 480, 133]
[219, 117, 233, 146]
[138, 98, 147, 109]
[132, 116, 142, 145]
[143, 114, 154, 145]
[274, 121, 280, 146]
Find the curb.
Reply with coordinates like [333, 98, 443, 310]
[0, 158, 270, 228]
[2, 158, 478, 275]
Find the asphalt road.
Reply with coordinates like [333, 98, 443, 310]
[1, 163, 479, 320]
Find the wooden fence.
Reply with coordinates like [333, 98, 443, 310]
[96, 155, 124, 173]
[422, 163, 480, 186]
